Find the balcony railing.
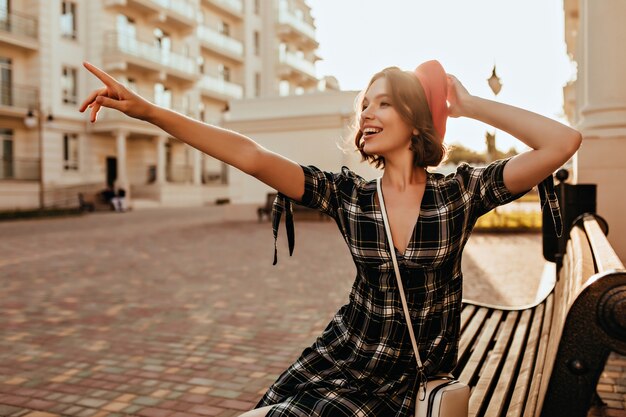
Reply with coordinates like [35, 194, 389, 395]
[198, 75, 243, 100]
[277, 9, 316, 40]
[0, 83, 38, 110]
[205, 0, 243, 16]
[104, 32, 197, 77]
[0, 10, 38, 40]
[197, 26, 244, 58]
[280, 51, 316, 78]
[150, 0, 195, 22]
[0, 158, 40, 181]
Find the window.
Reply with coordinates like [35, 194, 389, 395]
[1, 128, 13, 179]
[116, 14, 136, 38]
[218, 64, 231, 82]
[0, 0, 9, 27]
[62, 66, 77, 104]
[63, 133, 79, 171]
[154, 28, 171, 50]
[154, 83, 171, 108]
[279, 80, 290, 97]
[197, 56, 205, 74]
[253, 31, 260, 56]
[0, 57, 11, 106]
[219, 21, 230, 37]
[61, 1, 77, 39]
[254, 72, 261, 97]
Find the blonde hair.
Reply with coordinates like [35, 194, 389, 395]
[352, 67, 448, 169]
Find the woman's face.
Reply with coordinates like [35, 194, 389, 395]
[360, 77, 416, 158]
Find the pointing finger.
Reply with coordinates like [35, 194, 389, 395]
[83, 61, 119, 89]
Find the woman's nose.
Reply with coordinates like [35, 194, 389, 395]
[361, 108, 373, 123]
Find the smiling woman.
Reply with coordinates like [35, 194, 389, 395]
[79, 47, 579, 416]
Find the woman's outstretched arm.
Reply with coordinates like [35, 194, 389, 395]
[446, 74, 582, 195]
[79, 61, 305, 202]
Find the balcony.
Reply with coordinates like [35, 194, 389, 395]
[104, 0, 196, 31]
[103, 32, 199, 83]
[279, 51, 317, 81]
[197, 26, 244, 62]
[198, 74, 243, 101]
[0, 158, 40, 181]
[0, 11, 38, 51]
[277, 8, 318, 46]
[202, 0, 244, 20]
[0, 83, 38, 118]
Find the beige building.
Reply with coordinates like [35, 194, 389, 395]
[563, 0, 626, 262]
[0, 0, 336, 210]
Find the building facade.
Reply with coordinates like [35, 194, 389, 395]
[563, 0, 626, 261]
[0, 0, 334, 210]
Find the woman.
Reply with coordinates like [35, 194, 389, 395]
[80, 60, 580, 417]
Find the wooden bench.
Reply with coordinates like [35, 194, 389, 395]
[456, 213, 626, 417]
[257, 192, 330, 222]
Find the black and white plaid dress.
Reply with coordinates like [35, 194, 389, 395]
[255, 156, 562, 417]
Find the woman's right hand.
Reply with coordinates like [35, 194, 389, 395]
[79, 61, 155, 123]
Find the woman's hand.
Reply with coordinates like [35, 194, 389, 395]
[78, 61, 155, 123]
[446, 74, 474, 119]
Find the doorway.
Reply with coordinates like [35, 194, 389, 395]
[106, 156, 117, 188]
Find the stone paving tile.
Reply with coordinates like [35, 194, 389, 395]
[0, 206, 624, 417]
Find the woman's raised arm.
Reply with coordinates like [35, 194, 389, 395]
[79, 61, 305, 202]
[446, 74, 582, 195]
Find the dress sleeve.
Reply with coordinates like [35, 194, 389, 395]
[455, 156, 563, 237]
[271, 165, 357, 265]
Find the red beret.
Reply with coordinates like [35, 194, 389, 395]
[413, 60, 449, 141]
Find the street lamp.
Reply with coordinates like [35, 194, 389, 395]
[486, 65, 502, 163]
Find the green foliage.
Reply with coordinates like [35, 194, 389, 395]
[446, 143, 518, 165]
[446, 143, 486, 164]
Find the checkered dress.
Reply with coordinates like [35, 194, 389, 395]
[255, 156, 562, 417]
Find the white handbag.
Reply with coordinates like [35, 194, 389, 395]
[376, 177, 470, 417]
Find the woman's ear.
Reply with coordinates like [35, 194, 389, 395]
[412, 129, 419, 136]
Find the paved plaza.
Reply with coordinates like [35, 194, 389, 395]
[0, 206, 624, 417]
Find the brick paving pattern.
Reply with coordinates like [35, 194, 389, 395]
[0, 206, 624, 417]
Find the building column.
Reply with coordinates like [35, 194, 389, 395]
[154, 135, 167, 184]
[192, 148, 202, 185]
[115, 130, 129, 191]
[575, 0, 626, 261]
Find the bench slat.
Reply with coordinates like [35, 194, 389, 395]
[471, 310, 518, 416]
[484, 309, 531, 417]
[523, 293, 554, 417]
[463, 310, 503, 416]
[508, 303, 545, 417]
[583, 215, 624, 272]
[461, 304, 477, 333]
[458, 307, 489, 363]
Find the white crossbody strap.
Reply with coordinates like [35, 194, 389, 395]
[376, 177, 424, 371]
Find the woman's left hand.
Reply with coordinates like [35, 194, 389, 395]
[446, 74, 473, 118]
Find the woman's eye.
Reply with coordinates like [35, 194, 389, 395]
[381, 102, 390, 107]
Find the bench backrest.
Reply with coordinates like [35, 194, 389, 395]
[536, 214, 626, 417]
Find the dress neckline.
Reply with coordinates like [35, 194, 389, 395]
[372, 172, 433, 258]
